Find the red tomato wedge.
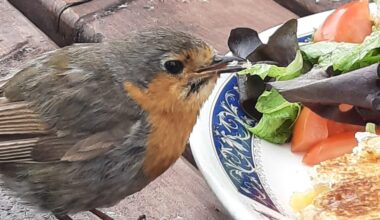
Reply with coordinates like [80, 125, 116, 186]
[314, 0, 372, 43]
[303, 131, 357, 166]
[303, 128, 380, 166]
[291, 107, 365, 153]
[327, 120, 364, 136]
[291, 107, 328, 152]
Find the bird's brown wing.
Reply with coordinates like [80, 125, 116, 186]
[0, 99, 50, 162]
[0, 98, 119, 162]
[0, 44, 142, 163]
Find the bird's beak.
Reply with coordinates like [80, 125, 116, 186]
[197, 55, 245, 75]
[185, 55, 245, 96]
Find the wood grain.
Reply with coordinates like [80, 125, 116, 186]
[71, 0, 297, 52]
[0, 0, 56, 85]
[7, 0, 85, 46]
[9, 0, 297, 52]
[274, 0, 351, 16]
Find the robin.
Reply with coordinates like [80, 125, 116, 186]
[0, 28, 242, 220]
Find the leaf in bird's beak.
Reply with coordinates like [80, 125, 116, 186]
[228, 28, 262, 59]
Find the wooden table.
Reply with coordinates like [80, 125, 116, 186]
[9, 0, 298, 52]
[274, 0, 350, 16]
[1, 0, 346, 219]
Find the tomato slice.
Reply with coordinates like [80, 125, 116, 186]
[303, 131, 357, 166]
[291, 106, 364, 154]
[303, 128, 380, 166]
[314, 0, 372, 43]
[291, 107, 328, 152]
[327, 120, 364, 136]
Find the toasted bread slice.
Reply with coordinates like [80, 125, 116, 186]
[295, 133, 380, 220]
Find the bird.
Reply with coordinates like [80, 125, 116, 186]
[0, 28, 242, 220]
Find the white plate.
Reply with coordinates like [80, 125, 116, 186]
[189, 5, 377, 220]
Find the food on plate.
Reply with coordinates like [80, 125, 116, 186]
[302, 131, 358, 166]
[228, 0, 380, 165]
[292, 131, 380, 219]
[291, 107, 329, 153]
[314, 0, 372, 43]
[291, 107, 367, 154]
[230, 19, 302, 144]
[269, 63, 380, 127]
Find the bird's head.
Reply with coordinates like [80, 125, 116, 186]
[122, 28, 242, 113]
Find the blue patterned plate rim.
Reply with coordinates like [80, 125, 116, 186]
[209, 32, 312, 214]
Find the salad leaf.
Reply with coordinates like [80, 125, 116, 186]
[301, 42, 356, 66]
[237, 74, 266, 120]
[249, 90, 300, 144]
[247, 19, 299, 67]
[228, 28, 262, 59]
[334, 31, 380, 72]
[238, 63, 271, 79]
[300, 31, 380, 73]
[269, 63, 380, 125]
[238, 51, 303, 144]
[239, 50, 303, 80]
[229, 19, 299, 67]
[229, 16, 380, 145]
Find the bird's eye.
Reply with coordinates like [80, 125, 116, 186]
[164, 60, 184, 75]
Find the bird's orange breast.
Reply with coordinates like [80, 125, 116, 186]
[124, 74, 200, 180]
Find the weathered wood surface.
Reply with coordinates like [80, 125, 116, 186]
[9, 0, 297, 52]
[274, 0, 351, 17]
[0, 0, 56, 83]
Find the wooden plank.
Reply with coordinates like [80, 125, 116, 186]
[7, 0, 84, 47]
[1, 158, 229, 220]
[274, 0, 351, 17]
[0, 0, 56, 83]
[9, 0, 297, 52]
[71, 0, 298, 52]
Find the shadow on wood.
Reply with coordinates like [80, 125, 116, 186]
[274, 0, 351, 17]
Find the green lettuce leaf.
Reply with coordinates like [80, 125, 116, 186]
[248, 90, 300, 144]
[238, 50, 303, 80]
[334, 32, 380, 72]
[300, 31, 380, 73]
[238, 63, 272, 79]
[238, 51, 303, 144]
[301, 41, 356, 64]
[301, 42, 356, 69]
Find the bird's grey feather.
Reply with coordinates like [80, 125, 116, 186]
[0, 36, 155, 215]
[0, 28, 207, 215]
